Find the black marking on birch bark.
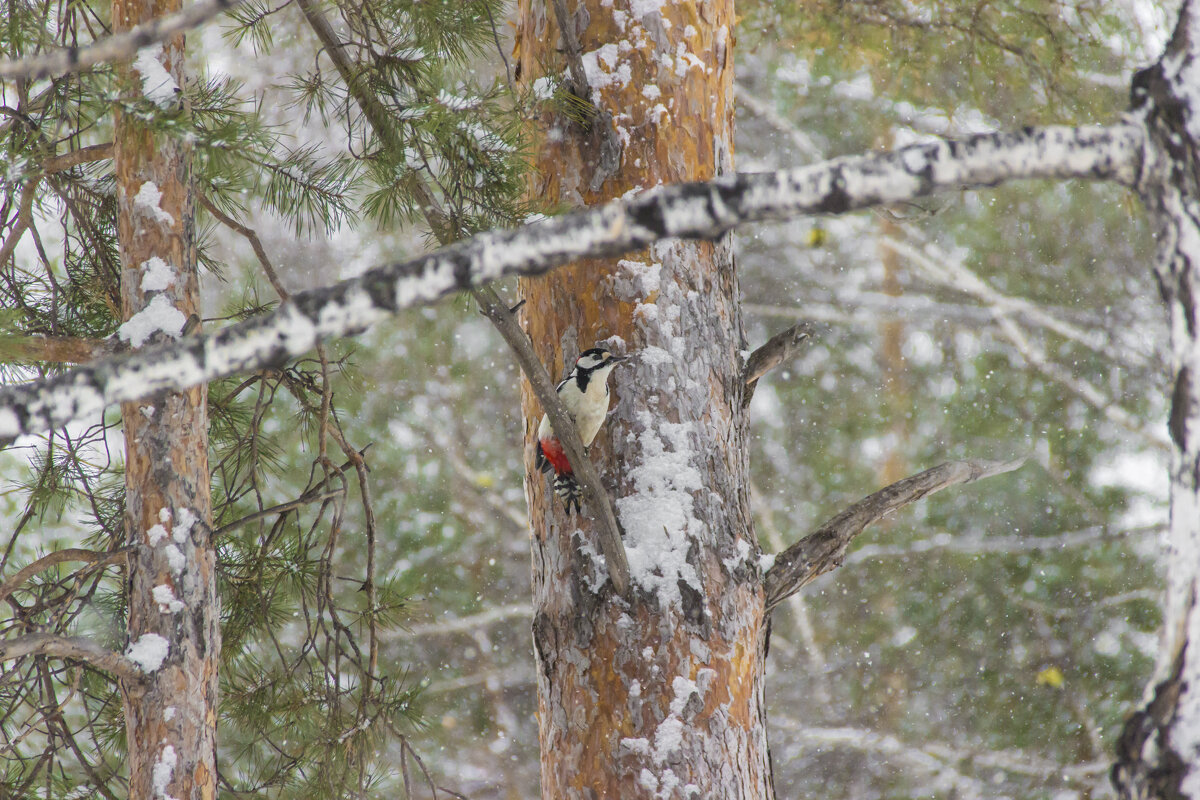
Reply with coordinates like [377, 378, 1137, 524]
[0, 125, 1145, 439]
[817, 168, 851, 215]
[629, 194, 667, 237]
[362, 269, 399, 312]
[1112, 642, 1188, 799]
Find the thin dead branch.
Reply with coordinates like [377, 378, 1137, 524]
[473, 285, 631, 596]
[0, 0, 247, 80]
[0, 334, 118, 364]
[743, 321, 814, 401]
[42, 143, 113, 174]
[0, 548, 127, 605]
[763, 457, 1025, 611]
[0, 633, 144, 683]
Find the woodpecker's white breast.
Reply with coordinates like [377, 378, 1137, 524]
[537, 362, 619, 446]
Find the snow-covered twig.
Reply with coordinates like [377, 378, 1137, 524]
[763, 457, 1025, 611]
[0, 0, 247, 80]
[0, 123, 1145, 440]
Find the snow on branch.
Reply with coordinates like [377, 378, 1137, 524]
[763, 458, 1025, 611]
[0, 633, 144, 683]
[0, 0, 246, 80]
[0, 123, 1144, 439]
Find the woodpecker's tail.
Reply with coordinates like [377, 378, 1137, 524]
[553, 474, 583, 514]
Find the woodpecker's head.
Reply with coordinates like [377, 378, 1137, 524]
[574, 347, 627, 375]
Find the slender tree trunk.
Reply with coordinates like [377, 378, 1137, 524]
[1114, 2, 1200, 797]
[516, 1, 772, 796]
[112, 2, 217, 796]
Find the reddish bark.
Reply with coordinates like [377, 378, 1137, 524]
[516, 1, 772, 796]
[112, 1, 217, 797]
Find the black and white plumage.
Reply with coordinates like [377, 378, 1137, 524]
[535, 347, 627, 513]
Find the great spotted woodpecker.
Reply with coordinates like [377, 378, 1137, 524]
[536, 347, 628, 513]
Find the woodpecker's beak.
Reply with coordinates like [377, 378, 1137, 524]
[608, 354, 629, 365]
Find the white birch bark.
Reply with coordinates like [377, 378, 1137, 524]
[0, 124, 1142, 439]
[1114, 2, 1200, 796]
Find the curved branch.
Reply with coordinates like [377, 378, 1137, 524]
[0, 0, 246, 80]
[0, 123, 1144, 440]
[763, 458, 1025, 611]
[0, 633, 143, 683]
[473, 286, 631, 596]
[0, 548, 126, 605]
[743, 321, 814, 401]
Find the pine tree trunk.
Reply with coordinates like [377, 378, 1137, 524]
[516, 2, 772, 796]
[1114, 2, 1200, 797]
[112, 3, 218, 797]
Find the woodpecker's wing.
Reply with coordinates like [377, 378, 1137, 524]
[535, 439, 551, 473]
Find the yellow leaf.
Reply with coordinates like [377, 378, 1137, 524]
[1036, 666, 1065, 688]
[806, 227, 828, 247]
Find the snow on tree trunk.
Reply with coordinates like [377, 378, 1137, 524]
[112, 3, 218, 797]
[516, 1, 772, 797]
[1115, 2, 1200, 797]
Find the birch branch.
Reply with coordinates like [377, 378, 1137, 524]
[0, 633, 143, 682]
[0, 123, 1145, 440]
[0, 0, 246, 80]
[763, 457, 1025, 611]
[473, 286, 631, 596]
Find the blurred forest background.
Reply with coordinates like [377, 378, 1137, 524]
[0, 0, 1175, 797]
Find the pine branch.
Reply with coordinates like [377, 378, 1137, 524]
[0, 0, 247, 80]
[473, 286, 631, 596]
[0, 123, 1145, 439]
[763, 458, 1025, 611]
[0, 633, 144, 683]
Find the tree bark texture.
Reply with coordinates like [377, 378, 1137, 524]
[516, 2, 772, 797]
[112, 0, 218, 796]
[1115, 2, 1200, 797]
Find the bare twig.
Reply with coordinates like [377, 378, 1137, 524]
[0, 634, 143, 683]
[386, 603, 532, 640]
[763, 457, 1025, 611]
[0, 334, 118, 364]
[213, 488, 346, 536]
[198, 194, 290, 299]
[743, 321, 814, 399]
[473, 285, 631, 596]
[0, 548, 126, 606]
[0, 0, 246, 80]
[42, 143, 113, 174]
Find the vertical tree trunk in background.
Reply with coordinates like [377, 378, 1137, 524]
[517, 1, 772, 796]
[112, 2, 217, 796]
[1115, 2, 1200, 798]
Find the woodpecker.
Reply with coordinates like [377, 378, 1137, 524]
[536, 346, 628, 513]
